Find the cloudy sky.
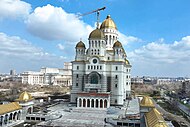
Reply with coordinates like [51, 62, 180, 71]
[0, 0, 190, 77]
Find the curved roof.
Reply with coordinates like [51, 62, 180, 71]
[125, 59, 130, 65]
[89, 29, 105, 40]
[145, 108, 168, 127]
[76, 41, 85, 48]
[140, 96, 155, 108]
[100, 15, 117, 30]
[113, 41, 122, 48]
[0, 102, 21, 115]
[17, 91, 33, 102]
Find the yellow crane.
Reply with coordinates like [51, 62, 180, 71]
[78, 7, 106, 28]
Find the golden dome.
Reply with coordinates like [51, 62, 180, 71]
[100, 15, 117, 30]
[76, 41, 85, 48]
[140, 96, 155, 108]
[113, 41, 122, 48]
[17, 91, 33, 102]
[145, 108, 168, 127]
[125, 59, 130, 65]
[89, 29, 105, 39]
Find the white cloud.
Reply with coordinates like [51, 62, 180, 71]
[128, 36, 190, 76]
[118, 32, 142, 45]
[57, 43, 65, 50]
[26, 4, 93, 42]
[0, 32, 66, 73]
[0, 0, 31, 20]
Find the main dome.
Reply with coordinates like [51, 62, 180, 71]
[100, 15, 117, 30]
[89, 29, 105, 39]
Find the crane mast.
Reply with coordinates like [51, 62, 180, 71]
[78, 7, 106, 28]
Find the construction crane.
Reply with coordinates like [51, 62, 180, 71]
[78, 7, 106, 28]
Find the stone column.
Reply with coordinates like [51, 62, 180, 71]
[95, 99, 96, 108]
[102, 100, 104, 108]
[77, 98, 79, 107]
[1, 116, 4, 127]
[90, 99, 92, 108]
[81, 98, 83, 107]
[98, 99, 100, 108]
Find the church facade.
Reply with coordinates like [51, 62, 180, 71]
[70, 15, 131, 107]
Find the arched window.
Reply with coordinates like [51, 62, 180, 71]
[90, 74, 99, 84]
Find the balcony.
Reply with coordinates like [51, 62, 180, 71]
[85, 83, 101, 89]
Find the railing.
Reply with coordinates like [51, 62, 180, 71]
[85, 83, 101, 89]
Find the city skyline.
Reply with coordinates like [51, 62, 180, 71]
[0, 0, 190, 77]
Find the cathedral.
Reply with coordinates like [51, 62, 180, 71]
[71, 15, 131, 107]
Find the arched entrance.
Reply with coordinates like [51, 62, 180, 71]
[100, 99, 103, 108]
[104, 100, 107, 108]
[87, 99, 90, 107]
[83, 99, 86, 107]
[9, 113, 13, 122]
[91, 99, 94, 108]
[79, 98, 82, 107]
[27, 107, 32, 114]
[13, 112, 17, 120]
[96, 99, 98, 108]
[4, 114, 8, 124]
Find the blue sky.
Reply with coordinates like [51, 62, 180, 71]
[0, 0, 190, 77]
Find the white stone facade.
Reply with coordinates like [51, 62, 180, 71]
[71, 15, 131, 106]
[21, 62, 72, 86]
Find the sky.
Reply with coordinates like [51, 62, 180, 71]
[0, 0, 190, 77]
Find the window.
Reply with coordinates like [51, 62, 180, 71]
[115, 84, 117, 88]
[126, 75, 128, 78]
[94, 66, 96, 69]
[116, 66, 118, 70]
[76, 83, 78, 86]
[115, 99, 117, 103]
[97, 66, 99, 69]
[91, 66, 93, 69]
[100, 66, 102, 70]
[115, 75, 118, 79]
[88, 65, 90, 69]
[108, 57, 110, 60]
[90, 74, 98, 84]
[93, 59, 97, 64]
[77, 66, 79, 70]
[76, 74, 78, 78]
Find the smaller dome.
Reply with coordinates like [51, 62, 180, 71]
[76, 41, 85, 48]
[89, 29, 105, 40]
[140, 96, 155, 108]
[113, 41, 122, 48]
[125, 59, 130, 65]
[17, 91, 33, 102]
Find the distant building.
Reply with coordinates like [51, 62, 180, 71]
[182, 81, 190, 94]
[21, 62, 72, 86]
[131, 76, 143, 85]
[10, 69, 16, 76]
[21, 71, 44, 85]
